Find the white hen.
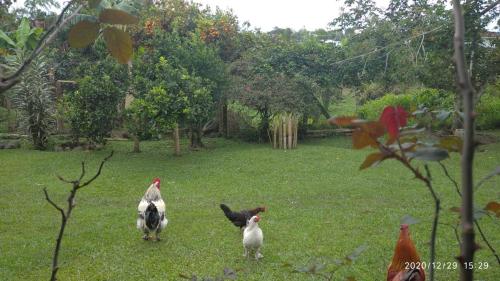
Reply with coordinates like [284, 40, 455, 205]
[137, 178, 168, 241]
[243, 215, 263, 260]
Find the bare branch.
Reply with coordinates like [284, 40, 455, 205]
[45, 152, 113, 281]
[475, 166, 500, 191]
[424, 164, 440, 281]
[78, 161, 86, 182]
[440, 162, 499, 264]
[385, 144, 440, 281]
[438, 162, 462, 196]
[56, 174, 75, 184]
[440, 222, 461, 246]
[78, 151, 114, 189]
[43, 188, 65, 217]
[474, 220, 500, 264]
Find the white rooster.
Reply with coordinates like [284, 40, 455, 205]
[243, 215, 263, 260]
[137, 178, 168, 241]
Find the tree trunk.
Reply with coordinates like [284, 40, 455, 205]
[219, 99, 228, 138]
[190, 126, 203, 149]
[453, 1, 476, 280]
[173, 124, 181, 156]
[287, 115, 292, 149]
[132, 135, 140, 153]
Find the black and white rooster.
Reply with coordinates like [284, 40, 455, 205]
[137, 178, 168, 241]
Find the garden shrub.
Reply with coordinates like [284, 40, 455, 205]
[358, 88, 454, 121]
[476, 88, 500, 130]
[65, 75, 123, 146]
[358, 93, 413, 120]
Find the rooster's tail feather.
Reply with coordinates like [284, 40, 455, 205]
[220, 203, 233, 218]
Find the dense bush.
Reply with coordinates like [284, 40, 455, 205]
[358, 88, 454, 120]
[476, 84, 500, 130]
[358, 93, 413, 120]
[65, 75, 122, 146]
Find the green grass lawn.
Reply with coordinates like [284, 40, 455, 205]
[0, 137, 499, 280]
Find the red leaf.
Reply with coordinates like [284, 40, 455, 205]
[361, 121, 386, 139]
[485, 201, 500, 217]
[352, 121, 385, 149]
[352, 129, 377, 149]
[379, 106, 408, 139]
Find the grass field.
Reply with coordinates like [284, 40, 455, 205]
[0, 137, 499, 280]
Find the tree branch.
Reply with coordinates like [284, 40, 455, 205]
[453, 1, 476, 279]
[45, 151, 113, 281]
[438, 161, 461, 196]
[78, 151, 114, 189]
[480, 0, 500, 16]
[0, 1, 84, 93]
[475, 166, 500, 191]
[424, 164, 440, 281]
[43, 188, 65, 218]
[78, 161, 86, 182]
[440, 162, 500, 264]
[387, 146, 440, 281]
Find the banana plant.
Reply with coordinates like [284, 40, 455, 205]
[0, 18, 43, 56]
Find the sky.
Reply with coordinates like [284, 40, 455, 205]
[192, 0, 389, 31]
[11, 0, 391, 32]
[10, 0, 498, 31]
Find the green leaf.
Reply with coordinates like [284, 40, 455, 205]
[407, 147, 449, 161]
[99, 9, 138, 25]
[16, 18, 31, 49]
[0, 30, 16, 47]
[68, 20, 100, 48]
[103, 27, 133, 64]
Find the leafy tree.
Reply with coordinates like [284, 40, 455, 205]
[65, 75, 122, 146]
[133, 27, 224, 148]
[124, 98, 154, 152]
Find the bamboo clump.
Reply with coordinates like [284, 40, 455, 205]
[270, 113, 299, 149]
